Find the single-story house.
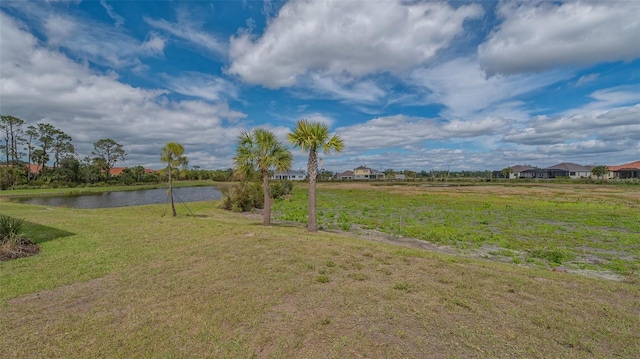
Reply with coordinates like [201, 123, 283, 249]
[509, 165, 537, 179]
[607, 160, 640, 179]
[271, 170, 307, 181]
[337, 170, 353, 180]
[494, 165, 538, 179]
[521, 163, 592, 179]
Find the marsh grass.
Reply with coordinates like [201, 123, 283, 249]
[1, 193, 639, 358]
[275, 183, 640, 276]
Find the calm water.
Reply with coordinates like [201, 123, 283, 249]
[15, 186, 222, 209]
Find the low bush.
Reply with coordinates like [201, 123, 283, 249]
[0, 215, 25, 245]
[270, 180, 293, 199]
[219, 182, 264, 212]
[220, 180, 293, 213]
[0, 215, 39, 261]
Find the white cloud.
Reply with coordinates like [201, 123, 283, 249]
[161, 72, 237, 102]
[582, 87, 640, 111]
[43, 14, 76, 45]
[4, 3, 163, 68]
[479, 1, 640, 75]
[0, 11, 246, 169]
[575, 73, 599, 87]
[228, 0, 482, 88]
[336, 115, 511, 152]
[503, 104, 640, 145]
[304, 74, 386, 104]
[140, 33, 166, 55]
[411, 57, 562, 119]
[144, 16, 226, 56]
[100, 0, 124, 28]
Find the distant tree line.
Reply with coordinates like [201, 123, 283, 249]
[0, 115, 230, 190]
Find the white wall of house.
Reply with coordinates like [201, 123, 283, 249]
[272, 172, 306, 181]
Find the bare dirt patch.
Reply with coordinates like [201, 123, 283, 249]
[0, 242, 40, 262]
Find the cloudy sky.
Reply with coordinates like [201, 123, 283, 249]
[1, 0, 639, 172]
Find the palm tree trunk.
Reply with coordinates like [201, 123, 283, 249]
[169, 164, 176, 217]
[307, 151, 318, 232]
[262, 170, 271, 226]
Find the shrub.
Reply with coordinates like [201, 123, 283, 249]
[0, 215, 25, 245]
[219, 182, 264, 212]
[270, 180, 293, 199]
[221, 180, 293, 213]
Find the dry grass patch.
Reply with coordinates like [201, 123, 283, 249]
[1, 200, 639, 358]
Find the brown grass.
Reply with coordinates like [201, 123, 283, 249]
[1, 191, 639, 358]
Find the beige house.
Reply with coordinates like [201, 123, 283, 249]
[352, 166, 385, 180]
[607, 160, 640, 179]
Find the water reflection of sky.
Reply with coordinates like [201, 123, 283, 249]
[16, 187, 222, 209]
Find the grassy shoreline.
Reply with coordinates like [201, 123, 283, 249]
[1, 184, 639, 357]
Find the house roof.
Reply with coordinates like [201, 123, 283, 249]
[109, 167, 126, 176]
[26, 163, 42, 174]
[510, 165, 536, 173]
[354, 166, 370, 170]
[544, 163, 592, 172]
[338, 170, 354, 177]
[608, 160, 640, 171]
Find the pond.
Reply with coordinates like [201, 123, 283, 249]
[13, 186, 222, 209]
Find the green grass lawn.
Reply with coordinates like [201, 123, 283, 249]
[1, 184, 639, 358]
[275, 183, 640, 276]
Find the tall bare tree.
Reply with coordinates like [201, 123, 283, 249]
[0, 115, 25, 165]
[92, 138, 126, 181]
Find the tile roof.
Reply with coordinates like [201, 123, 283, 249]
[510, 165, 536, 173]
[607, 160, 640, 171]
[109, 167, 126, 176]
[544, 163, 592, 171]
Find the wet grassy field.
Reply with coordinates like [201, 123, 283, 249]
[275, 182, 640, 278]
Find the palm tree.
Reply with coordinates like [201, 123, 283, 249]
[288, 120, 344, 232]
[501, 167, 514, 179]
[234, 128, 293, 226]
[591, 165, 608, 179]
[161, 142, 188, 217]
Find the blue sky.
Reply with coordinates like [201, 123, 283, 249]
[1, 0, 638, 172]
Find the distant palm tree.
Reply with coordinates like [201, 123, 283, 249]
[161, 142, 187, 217]
[288, 120, 344, 232]
[501, 167, 514, 179]
[234, 129, 293, 226]
[591, 165, 608, 179]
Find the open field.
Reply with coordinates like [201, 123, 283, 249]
[275, 182, 640, 278]
[1, 185, 640, 358]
